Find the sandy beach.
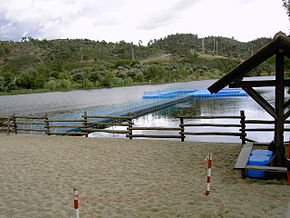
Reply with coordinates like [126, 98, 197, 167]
[0, 135, 289, 218]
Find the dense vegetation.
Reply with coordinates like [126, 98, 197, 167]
[0, 33, 274, 94]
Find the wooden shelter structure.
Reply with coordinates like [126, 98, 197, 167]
[208, 32, 290, 167]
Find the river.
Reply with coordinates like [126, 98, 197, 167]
[0, 76, 289, 143]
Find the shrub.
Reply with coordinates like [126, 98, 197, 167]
[110, 77, 124, 86]
[135, 72, 144, 82]
[45, 79, 57, 90]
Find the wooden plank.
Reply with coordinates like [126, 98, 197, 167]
[176, 116, 241, 119]
[184, 132, 242, 136]
[15, 122, 46, 125]
[233, 142, 253, 169]
[230, 80, 290, 88]
[0, 129, 9, 132]
[48, 119, 86, 122]
[86, 122, 130, 126]
[47, 125, 84, 128]
[243, 128, 290, 132]
[241, 128, 275, 131]
[128, 127, 182, 131]
[82, 129, 130, 134]
[245, 120, 275, 124]
[229, 80, 277, 88]
[246, 120, 290, 124]
[181, 123, 241, 127]
[128, 134, 182, 138]
[84, 115, 133, 120]
[16, 128, 47, 132]
[245, 165, 287, 173]
[13, 116, 47, 119]
[48, 132, 87, 136]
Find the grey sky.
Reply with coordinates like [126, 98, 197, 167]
[0, 0, 288, 43]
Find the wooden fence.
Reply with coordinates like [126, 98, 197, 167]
[0, 117, 12, 134]
[0, 110, 289, 143]
[176, 110, 246, 143]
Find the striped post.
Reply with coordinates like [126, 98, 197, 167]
[205, 153, 212, 196]
[287, 140, 290, 186]
[73, 189, 80, 218]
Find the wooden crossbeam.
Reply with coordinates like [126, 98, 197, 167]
[245, 165, 287, 173]
[229, 79, 290, 88]
[285, 109, 290, 120]
[284, 99, 290, 109]
[242, 86, 277, 119]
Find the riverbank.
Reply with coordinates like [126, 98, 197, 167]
[0, 135, 289, 217]
[0, 78, 214, 96]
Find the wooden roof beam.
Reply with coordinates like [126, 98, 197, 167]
[208, 37, 283, 93]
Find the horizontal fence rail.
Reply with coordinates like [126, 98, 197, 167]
[1, 110, 289, 143]
[127, 126, 183, 140]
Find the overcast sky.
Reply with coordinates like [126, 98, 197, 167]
[0, 0, 289, 44]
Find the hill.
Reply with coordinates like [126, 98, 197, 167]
[0, 34, 274, 94]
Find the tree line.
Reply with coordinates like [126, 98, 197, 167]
[0, 34, 275, 94]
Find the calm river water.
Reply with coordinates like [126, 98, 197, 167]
[0, 76, 289, 143]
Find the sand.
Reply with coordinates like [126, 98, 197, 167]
[0, 135, 289, 218]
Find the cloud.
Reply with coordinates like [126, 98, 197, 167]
[137, 0, 201, 30]
[0, 11, 43, 41]
[0, 0, 123, 40]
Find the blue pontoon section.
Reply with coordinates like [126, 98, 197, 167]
[143, 89, 247, 99]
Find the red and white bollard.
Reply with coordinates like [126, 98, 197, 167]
[287, 140, 290, 186]
[205, 153, 212, 196]
[73, 189, 80, 218]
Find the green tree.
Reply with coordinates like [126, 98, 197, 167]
[0, 77, 6, 92]
[32, 74, 45, 89]
[16, 72, 33, 89]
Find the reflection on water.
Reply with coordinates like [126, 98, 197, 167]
[91, 92, 290, 143]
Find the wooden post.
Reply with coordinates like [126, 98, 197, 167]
[45, 113, 50, 135]
[275, 51, 285, 167]
[128, 115, 133, 140]
[12, 114, 17, 135]
[83, 111, 88, 137]
[7, 116, 11, 135]
[180, 117, 185, 142]
[240, 110, 246, 144]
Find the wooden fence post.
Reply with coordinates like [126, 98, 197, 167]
[127, 115, 133, 140]
[180, 117, 185, 142]
[45, 113, 50, 135]
[240, 110, 246, 144]
[12, 114, 17, 135]
[7, 116, 11, 135]
[83, 111, 88, 137]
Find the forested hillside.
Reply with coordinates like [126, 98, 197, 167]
[0, 33, 274, 94]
